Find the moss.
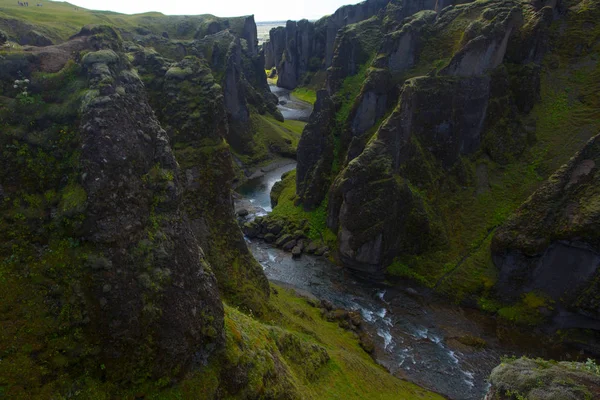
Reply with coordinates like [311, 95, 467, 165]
[291, 87, 317, 104]
[269, 169, 337, 247]
[232, 113, 305, 166]
[81, 49, 119, 66]
[497, 292, 553, 326]
[58, 184, 87, 217]
[488, 357, 600, 400]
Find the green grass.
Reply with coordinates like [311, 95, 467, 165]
[232, 114, 305, 166]
[269, 169, 337, 246]
[291, 87, 317, 104]
[134, 286, 444, 399]
[266, 68, 278, 85]
[0, 0, 243, 43]
[388, 2, 600, 306]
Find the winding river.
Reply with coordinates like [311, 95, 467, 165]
[234, 87, 566, 400]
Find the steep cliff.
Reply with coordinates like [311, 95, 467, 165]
[492, 134, 600, 329]
[0, 25, 224, 390]
[263, 0, 396, 89]
[0, 3, 446, 396]
[132, 48, 270, 313]
[287, 0, 600, 326]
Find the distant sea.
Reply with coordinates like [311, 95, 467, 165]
[256, 21, 286, 44]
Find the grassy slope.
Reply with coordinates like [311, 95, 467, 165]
[232, 114, 305, 166]
[269, 170, 338, 246]
[393, 1, 600, 316]
[291, 87, 317, 105]
[147, 285, 443, 400]
[0, 0, 231, 43]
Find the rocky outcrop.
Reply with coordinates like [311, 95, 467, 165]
[296, 90, 336, 209]
[328, 140, 437, 274]
[492, 135, 600, 325]
[485, 358, 600, 400]
[134, 50, 270, 313]
[0, 25, 227, 386]
[440, 5, 523, 77]
[277, 19, 315, 89]
[292, 0, 565, 273]
[81, 28, 226, 381]
[263, 0, 394, 90]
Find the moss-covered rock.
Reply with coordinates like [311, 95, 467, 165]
[493, 134, 600, 322]
[135, 53, 270, 314]
[0, 25, 224, 395]
[486, 357, 600, 400]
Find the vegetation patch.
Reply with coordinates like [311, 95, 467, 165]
[291, 87, 316, 104]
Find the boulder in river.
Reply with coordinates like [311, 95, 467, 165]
[275, 233, 294, 247]
[283, 239, 297, 252]
[264, 233, 276, 243]
[305, 241, 318, 254]
[243, 221, 259, 238]
[292, 245, 302, 258]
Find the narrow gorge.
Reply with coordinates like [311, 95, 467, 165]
[0, 0, 599, 399]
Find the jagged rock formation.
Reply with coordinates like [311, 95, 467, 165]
[263, 0, 459, 90]
[132, 46, 270, 313]
[485, 357, 600, 399]
[295, 0, 550, 273]
[296, 90, 337, 209]
[492, 134, 600, 329]
[0, 25, 226, 387]
[287, 0, 600, 344]
[263, 0, 393, 89]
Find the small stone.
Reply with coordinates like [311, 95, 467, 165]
[282, 239, 297, 252]
[266, 222, 283, 235]
[275, 233, 294, 247]
[237, 208, 249, 217]
[293, 229, 306, 240]
[264, 233, 276, 243]
[242, 222, 259, 238]
[321, 299, 334, 311]
[314, 246, 329, 256]
[102, 284, 112, 293]
[292, 245, 302, 258]
[359, 332, 375, 354]
[305, 241, 318, 254]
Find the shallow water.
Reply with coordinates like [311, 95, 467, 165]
[270, 85, 313, 122]
[234, 161, 515, 399]
[232, 91, 580, 399]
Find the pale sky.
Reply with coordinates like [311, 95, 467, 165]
[62, 0, 364, 22]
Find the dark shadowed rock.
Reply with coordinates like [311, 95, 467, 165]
[492, 134, 600, 326]
[296, 90, 336, 209]
[76, 28, 225, 380]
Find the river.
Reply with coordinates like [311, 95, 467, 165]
[234, 88, 555, 400]
[270, 84, 313, 122]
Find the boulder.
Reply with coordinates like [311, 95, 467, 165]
[264, 233, 276, 243]
[486, 358, 600, 400]
[282, 239, 297, 252]
[305, 241, 318, 254]
[243, 221, 260, 238]
[292, 245, 302, 258]
[275, 233, 294, 247]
